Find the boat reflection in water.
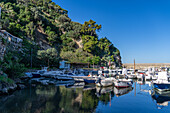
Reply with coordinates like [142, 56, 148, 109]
[151, 90, 170, 109]
[2, 80, 170, 113]
[95, 86, 113, 97]
[83, 84, 96, 91]
[55, 80, 75, 86]
[65, 82, 85, 88]
[114, 86, 133, 97]
[137, 79, 145, 85]
[0, 85, 100, 113]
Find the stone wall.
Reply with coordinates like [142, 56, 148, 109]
[0, 36, 6, 60]
[0, 30, 23, 60]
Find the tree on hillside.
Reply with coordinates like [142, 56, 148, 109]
[81, 19, 101, 36]
[37, 48, 58, 67]
[0, 52, 25, 78]
[98, 37, 112, 55]
[58, 15, 71, 23]
[82, 35, 98, 53]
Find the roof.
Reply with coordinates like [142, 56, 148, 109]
[68, 62, 89, 65]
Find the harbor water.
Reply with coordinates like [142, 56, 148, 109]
[0, 80, 170, 113]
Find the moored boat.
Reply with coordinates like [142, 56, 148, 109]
[84, 78, 96, 84]
[96, 78, 113, 87]
[31, 67, 48, 78]
[153, 72, 170, 91]
[114, 79, 133, 88]
[127, 69, 137, 79]
[137, 72, 145, 80]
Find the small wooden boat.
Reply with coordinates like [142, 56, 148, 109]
[84, 78, 96, 84]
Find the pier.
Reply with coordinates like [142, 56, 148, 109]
[123, 63, 170, 69]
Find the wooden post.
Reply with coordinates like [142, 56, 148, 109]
[87, 51, 89, 69]
[135, 82, 136, 96]
[48, 59, 49, 68]
[134, 59, 135, 74]
[93, 62, 94, 69]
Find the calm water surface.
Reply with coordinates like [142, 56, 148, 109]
[0, 80, 170, 113]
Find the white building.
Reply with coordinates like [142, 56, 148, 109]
[59, 60, 70, 69]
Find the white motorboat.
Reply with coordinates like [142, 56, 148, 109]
[153, 71, 170, 91]
[137, 72, 145, 80]
[114, 79, 133, 88]
[145, 71, 153, 81]
[125, 69, 137, 79]
[71, 73, 86, 82]
[54, 72, 75, 80]
[31, 67, 48, 78]
[96, 77, 114, 87]
[41, 70, 64, 77]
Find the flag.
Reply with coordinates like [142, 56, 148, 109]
[109, 60, 111, 67]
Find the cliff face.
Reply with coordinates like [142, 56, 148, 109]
[0, 38, 5, 60]
[0, 30, 23, 60]
[0, 0, 122, 67]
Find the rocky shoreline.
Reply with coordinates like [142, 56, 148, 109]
[0, 79, 27, 96]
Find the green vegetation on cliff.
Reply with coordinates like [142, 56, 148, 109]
[0, 0, 122, 71]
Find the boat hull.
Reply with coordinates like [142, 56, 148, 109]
[73, 78, 84, 82]
[55, 76, 73, 80]
[84, 79, 96, 84]
[96, 79, 113, 87]
[114, 81, 133, 88]
[32, 73, 41, 78]
[127, 75, 137, 79]
[145, 76, 152, 81]
[153, 83, 170, 91]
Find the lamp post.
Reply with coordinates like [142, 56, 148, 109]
[30, 48, 32, 68]
[0, 7, 2, 30]
[0, 7, 1, 18]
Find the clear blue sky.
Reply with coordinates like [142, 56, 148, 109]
[53, 0, 170, 63]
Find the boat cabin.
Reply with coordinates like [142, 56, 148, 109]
[157, 72, 170, 82]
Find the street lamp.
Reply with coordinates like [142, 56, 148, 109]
[0, 7, 2, 30]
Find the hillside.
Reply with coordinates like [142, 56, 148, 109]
[0, 0, 122, 68]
